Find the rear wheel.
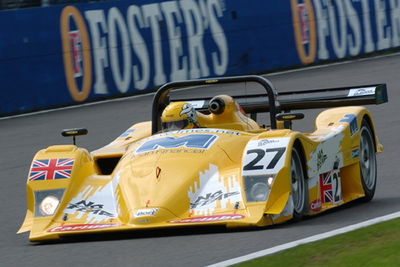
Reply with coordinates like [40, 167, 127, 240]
[359, 119, 377, 202]
[291, 144, 308, 220]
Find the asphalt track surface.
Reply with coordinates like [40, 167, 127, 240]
[1, 54, 400, 267]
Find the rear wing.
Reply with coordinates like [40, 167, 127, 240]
[179, 84, 388, 115]
[152, 75, 388, 133]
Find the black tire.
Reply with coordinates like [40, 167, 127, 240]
[359, 119, 377, 202]
[291, 144, 308, 220]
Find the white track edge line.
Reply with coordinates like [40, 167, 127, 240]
[206, 211, 400, 267]
[2, 51, 400, 121]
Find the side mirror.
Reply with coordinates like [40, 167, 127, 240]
[61, 128, 88, 145]
[276, 113, 304, 129]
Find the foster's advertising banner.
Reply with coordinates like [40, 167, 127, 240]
[0, 0, 399, 115]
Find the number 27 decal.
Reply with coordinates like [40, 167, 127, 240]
[244, 147, 286, 170]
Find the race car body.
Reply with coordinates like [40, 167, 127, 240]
[18, 75, 387, 241]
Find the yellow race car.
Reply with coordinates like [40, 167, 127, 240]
[18, 75, 387, 241]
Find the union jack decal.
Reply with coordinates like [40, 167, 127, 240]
[319, 171, 333, 203]
[28, 158, 74, 181]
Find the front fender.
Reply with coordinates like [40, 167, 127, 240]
[18, 145, 94, 239]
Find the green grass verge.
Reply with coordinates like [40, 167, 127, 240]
[236, 218, 400, 267]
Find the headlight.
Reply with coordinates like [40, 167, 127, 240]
[34, 189, 65, 217]
[40, 196, 60, 216]
[250, 182, 269, 202]
[244, 175, 275, 202]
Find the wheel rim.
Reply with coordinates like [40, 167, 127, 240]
[360, 126, 376, 190]
[291, 149, 305, 213]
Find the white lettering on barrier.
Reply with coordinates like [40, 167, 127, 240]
[143, 3, 167, 85]
[313, 0, 329, 60]
[360, 0, 376, 53]
[313, 0, 363, 60]
[312, 0, 400, 60]
[181, 0, 210, 79]
[127, 5, 150, 90]
[328, 0, 346, 59]
[85, 10, 109, 94]
[162, 1, 188, 81]
[311, 0, 392, 60]
[109, 7, 131, 93]
[298, 0, 400, 62]
[78, 1, 228, 99]
[375, 0, 391, 50]
[209, 0, 229, 75]
[344, 0, 361, 56]
[390, 0, 400, 47]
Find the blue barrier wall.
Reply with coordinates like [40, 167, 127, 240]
[0, 0, 399, 115]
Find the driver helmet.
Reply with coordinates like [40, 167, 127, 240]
[161, 102, 200, 131]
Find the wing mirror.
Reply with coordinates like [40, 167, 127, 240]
[61, 128, 88, 145]
[276, 113, 304, 129]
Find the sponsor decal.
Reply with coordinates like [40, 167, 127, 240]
[310, 198, 322, 211]
[143, 128, 240, 137]
[66, 200, 114, 217]
[132, 148, 207, 158]
[64, 171, 121, 223]
[191, 191, 240, 209]
[316, 150, 327, 171]
[243, 138, 290, 176]
[136, 134, 218, 153]
[60, 1, 228, 102]
[188, 164, 243, 216]
[291, 0, 316, 64]
[118, 129, 135, 138]
[48, 223, 119, 232]
[134, 208, 159, 218]
[257, 139, 279, 146]
[60, 6, 92, 102]
[352, 148, 359, 159]
[340, 114, 358, 136]
[348, 87, 375, 97]
[186, 100, 206, 109]
[29, 158, 74, 181]
[169, 214, 244, 223]
[307, 125, 344, 189]
[291, 0, 400, 65]
[319, 169, 342, 204]
[173, 128, 240, 135]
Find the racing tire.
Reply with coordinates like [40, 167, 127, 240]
[359, 119, 377, 202]
[291, 144, 308, 221]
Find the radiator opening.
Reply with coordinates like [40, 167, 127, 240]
[95, 156, 122, 175]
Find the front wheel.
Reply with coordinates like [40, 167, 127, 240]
[359, 119, 377, 202]
[291, 144, 308, 220]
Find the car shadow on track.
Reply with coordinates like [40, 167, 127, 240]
[32, 225, 257, 245]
